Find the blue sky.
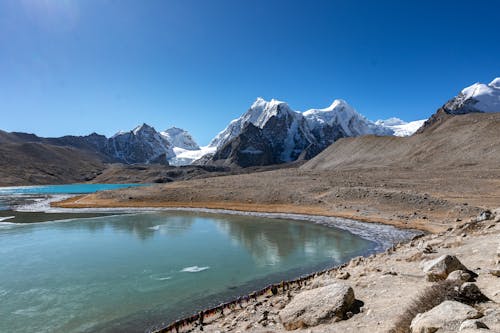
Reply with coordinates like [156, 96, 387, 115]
[1, 0, 499, 145]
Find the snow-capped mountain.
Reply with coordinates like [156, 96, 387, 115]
[106, 124, 175, 164]
[304, 99, 392, 137]
[160, 127, 200, 150]
[206, 97, 391, 167]
[442, 77, 500, 114]
[375, 118, 426, 137]
[417, 77, 500, 134]
[211, 99, 319, 166]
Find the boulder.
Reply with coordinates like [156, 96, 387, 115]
[459, 282, 489, 303]
[421, 255, 468, 281]
[447, 270, 472, 283]
[410, 300, 482, 333]
[279, 283, 355, 330]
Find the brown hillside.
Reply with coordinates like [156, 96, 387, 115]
[0, 142, 105, 186]
[302, 112, 500, 171]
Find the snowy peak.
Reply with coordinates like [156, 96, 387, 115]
[304, 99, 392, 137]
[209, 97, 297, 149]
[444, 77, 500, 114]
[161, 127, 200, 150]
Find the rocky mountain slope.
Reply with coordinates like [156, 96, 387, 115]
[0, 131, 106, 185]
[417, 77, 500, 134]
[106, 124, 175, 164]
[205, 98, 394, 167]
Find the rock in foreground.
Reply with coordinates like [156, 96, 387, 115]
[278, 283, 355, 330]
[410, 300, 482, 333]
[421, 255, 468, 281]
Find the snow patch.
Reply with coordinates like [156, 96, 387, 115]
[375, 118, 426, 136]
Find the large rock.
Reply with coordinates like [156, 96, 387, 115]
[278, 283, 355, 330]
[410, 300, 482, 333]
[421, 255, 468, 281]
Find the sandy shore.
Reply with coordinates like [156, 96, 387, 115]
[54, 196, 436, 232]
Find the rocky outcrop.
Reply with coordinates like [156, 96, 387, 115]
[420, 255, 468, 281]
[410, 300, 482, 333]
[278, 283, 355, 330]
[105, 124, 174, 164]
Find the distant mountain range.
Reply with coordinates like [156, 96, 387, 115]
[204, 98, 396, 167]
[1, 77, 498, 177]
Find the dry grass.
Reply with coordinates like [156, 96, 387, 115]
[389, 280, 462, 333]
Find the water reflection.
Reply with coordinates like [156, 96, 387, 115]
[4, 211, 373, 264]
[212, 215, 371, 266]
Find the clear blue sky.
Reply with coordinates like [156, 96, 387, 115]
[1, 0, 499, 145]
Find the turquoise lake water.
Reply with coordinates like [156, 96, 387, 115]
[0, 184, 385, 333]
[0, 183, 147, 195]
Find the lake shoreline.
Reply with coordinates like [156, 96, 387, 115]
[53, 195, 436, 233]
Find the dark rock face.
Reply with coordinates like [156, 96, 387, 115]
[211, 108, 324, 167]
[105, 124, 173, 164]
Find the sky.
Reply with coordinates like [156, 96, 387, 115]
[0, 0, 499, 145]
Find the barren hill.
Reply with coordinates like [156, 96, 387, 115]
[301, 112, 500, 171]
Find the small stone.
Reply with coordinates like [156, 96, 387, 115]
[475, 210, 492, 222]
[488, 268, 500, 277]
[447, 270, 472, 282]
[336, 271, 350, 280]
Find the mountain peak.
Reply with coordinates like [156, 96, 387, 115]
[161, 127, 199, 150]
[327, 99, 349, 110]
[489, 77, 500, 89]
[251, 97, 286, 110]
[132, 123, 156, 135]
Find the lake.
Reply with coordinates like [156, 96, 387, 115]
[0, 184, 411, 333]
